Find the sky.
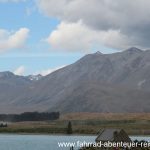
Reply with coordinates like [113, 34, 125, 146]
[0, 0, 150, 75]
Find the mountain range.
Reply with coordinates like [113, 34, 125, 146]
[1, 47, 150, 114]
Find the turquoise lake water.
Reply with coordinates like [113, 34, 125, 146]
[0, 134, 149, 150]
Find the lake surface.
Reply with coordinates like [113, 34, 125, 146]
[0, 134, 149, 150]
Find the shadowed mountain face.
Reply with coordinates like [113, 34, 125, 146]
[0, 47, 150, 113]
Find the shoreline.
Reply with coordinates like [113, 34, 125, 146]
[0, 133, 96, 136]
[0, 132, 150, 137]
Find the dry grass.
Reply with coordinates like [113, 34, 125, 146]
[1, 113, 150, 135]
[60, 113, 150, 121]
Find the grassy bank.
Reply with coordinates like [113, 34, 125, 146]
[0, 113, 150, 135]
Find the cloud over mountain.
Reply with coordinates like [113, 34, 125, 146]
[37, 0, 150, 50]
[34, 65, 66, 76]
[47, 21, 131, 51]
[14, 66, 25, 75]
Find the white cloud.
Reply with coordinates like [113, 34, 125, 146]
[37, 0, 150, 30]
[47, 21, 131, 51]
[35, 65, 66, 76]
[14, 66, 25, 76]
[37, 0, 150, 50]
[47, 21, 95, 52]
[13, 65, 66, 76]
[0, 28, 29, 53]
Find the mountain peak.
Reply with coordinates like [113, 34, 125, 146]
[27, 74, 43, 81]
[0, 71, 14, 78]
[94, 51, 102, 55]
[124, 47, 143, 54]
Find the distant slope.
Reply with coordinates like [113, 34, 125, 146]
[0, 47, 150, 113]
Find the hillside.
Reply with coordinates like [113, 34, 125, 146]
[0, 47, 150, 113]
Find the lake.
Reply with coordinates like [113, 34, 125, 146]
[0, 134, 149, 150]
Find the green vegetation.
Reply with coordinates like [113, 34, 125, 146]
[67, 121, 73, 134]
[0, 112, 59, 122]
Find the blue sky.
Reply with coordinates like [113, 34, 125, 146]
[2, 0, 146, 75]
[0, 0, 85, 75]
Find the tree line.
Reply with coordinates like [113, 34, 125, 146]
[0, 112, 60, 122]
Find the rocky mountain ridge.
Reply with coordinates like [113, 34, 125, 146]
[0, 47, 150, 113]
